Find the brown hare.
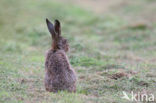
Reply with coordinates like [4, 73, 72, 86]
[44, 19, 77, 92]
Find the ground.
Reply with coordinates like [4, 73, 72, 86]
[0, 0, 156, 103]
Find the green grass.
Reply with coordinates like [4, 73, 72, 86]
[0, 0, 156, 103]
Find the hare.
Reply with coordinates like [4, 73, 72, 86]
[44, 19, 77, 92]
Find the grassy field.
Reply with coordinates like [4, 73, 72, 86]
[0, 0, 156, 103]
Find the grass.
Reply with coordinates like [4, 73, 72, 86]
[0, 0, 156, 103]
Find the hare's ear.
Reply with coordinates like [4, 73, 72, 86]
[46, 18, 56, 39]
[54, 19, 61, 36]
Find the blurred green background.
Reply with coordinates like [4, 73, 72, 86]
[0, 0, 156, 103]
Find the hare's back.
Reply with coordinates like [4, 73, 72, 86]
[45, 50, 76, 85]
[45, 50, 70, 73]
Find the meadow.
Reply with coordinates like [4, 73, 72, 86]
[0, 0, 156, 103]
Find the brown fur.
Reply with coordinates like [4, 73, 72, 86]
[44, 19, 77, 92]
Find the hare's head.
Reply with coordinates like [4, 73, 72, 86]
[46, 19, 69, 52]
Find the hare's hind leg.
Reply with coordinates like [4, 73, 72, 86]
[68, 84, 76, 92]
